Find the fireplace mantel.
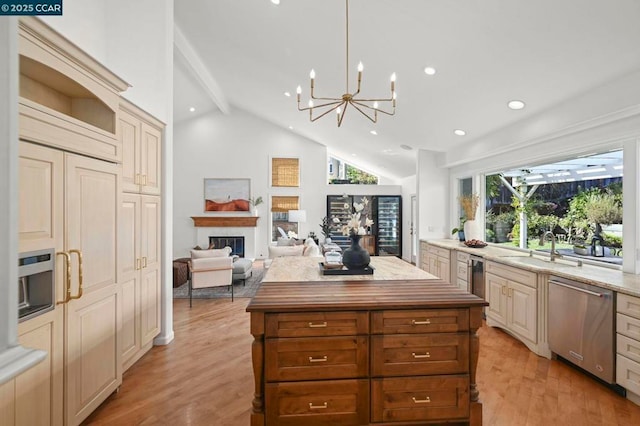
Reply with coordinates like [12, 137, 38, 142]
[191, 216, 259, 227]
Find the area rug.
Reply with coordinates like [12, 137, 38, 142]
[173, 261, 265, 299]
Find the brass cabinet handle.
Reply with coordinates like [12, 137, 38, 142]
[412, 319, 431, 325]
[135, 173, 140, 185]
[142, 174, 148, 185]
[412, 396, 431, 404]
[502, 285, 507, 295]
[308, 321, 327, 328]
[136, 258, 141, 270]
[142, 256, 147, 268]
[508, 288, 513, 298]
[308, 356, 328, 363]
[308, 402, 328, 410]
[56, 251, 72, 304]
[69, 249, 83, 300]
[412, 352, 431, 359]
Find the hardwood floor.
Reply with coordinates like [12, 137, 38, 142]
[83, 299, 640, 425]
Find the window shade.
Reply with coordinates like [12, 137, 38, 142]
[271, 196, 299, 213]
[272, 158, 300, 187]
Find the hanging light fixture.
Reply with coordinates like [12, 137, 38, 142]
[296, 0, 397, 127]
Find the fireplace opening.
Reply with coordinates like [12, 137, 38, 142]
[209, 236, 245, 258]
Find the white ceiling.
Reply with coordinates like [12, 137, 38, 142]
[173, 0, 640, 180]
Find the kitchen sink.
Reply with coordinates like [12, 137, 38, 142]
[507, 256, 582, 268]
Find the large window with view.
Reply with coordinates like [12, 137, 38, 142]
[484, 150, 623, 265]
[271, 196, 299, 241]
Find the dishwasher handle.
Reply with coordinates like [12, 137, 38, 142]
[549, 279, 604, 298]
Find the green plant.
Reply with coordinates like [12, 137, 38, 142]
[601, 232, 623, 248]
[319, 216, 331, 238]
[249, 196, 263, 206]
[451, 217, 466, 235]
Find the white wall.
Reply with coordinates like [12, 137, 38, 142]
[417, 150, 450, 250]
[173, 108, 403, 260]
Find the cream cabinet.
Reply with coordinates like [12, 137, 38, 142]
[420, 242, 451, 283]
[616, 293, 640, 404]
[485, 261, 538, 346]
[119, 103, 163, 195]
[120, 193, 162, 370]
[19, 142, 122, 425]
[455, 251, 470, 291]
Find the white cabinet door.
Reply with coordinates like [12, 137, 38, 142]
[140, 123, 162, 195]
[140, 196, 161, 345]
[64, 153, 122, 426]
[486, 273, 508, 327]
[118, 109, 141, 194]
[507, 281, 537, 343]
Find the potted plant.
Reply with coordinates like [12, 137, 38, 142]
[249, 196, 263, 215]
[451, 217, 466, 242]
[458, 193, 481, 241]
[320, 216, 332, 243]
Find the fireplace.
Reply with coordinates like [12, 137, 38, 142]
[209, 236, 245, 258]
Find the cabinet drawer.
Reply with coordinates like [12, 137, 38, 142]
[486, 261, 537, 288]
[617, 313, 640, 341]
[265, 336, 368, 382]
[456, 261, 468, 280]
[265, 311, 368, 338]
[371, 333, 469, 377]
[618, 293, 640, 320]
[616, 354, 640, 396]
[371, 375, 469, 423]
[427, 245, 450, 259]
[456, 251, 470, 262]
[617, 333, 640, 364]
[420, 241, 429, 252]
[371, 309, 469, 334]
[456, 278, 469, 292]
[266, 379, 369, 426]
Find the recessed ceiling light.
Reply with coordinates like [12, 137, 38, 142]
[454, 129, 466, 136]
[288, 125, 293, 130]
[189, 107, 195, 112]
[284, 92, 291, 97]
[508, 100, 525, 110]
[370, 130, 378, 135]
[424, 67, 436, 76]
[270, 0, 280, 5]
[351, 153, 357, 157]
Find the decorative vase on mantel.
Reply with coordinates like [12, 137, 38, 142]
[341, 233, 371, 270]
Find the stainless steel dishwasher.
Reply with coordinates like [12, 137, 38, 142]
[548, 276, 614, 383]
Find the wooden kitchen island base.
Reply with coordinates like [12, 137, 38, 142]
[247, 257, 488, 425]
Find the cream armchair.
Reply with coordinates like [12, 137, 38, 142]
[189, 247, 234, 307]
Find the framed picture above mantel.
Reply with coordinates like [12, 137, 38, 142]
[204, 178, 250, 212]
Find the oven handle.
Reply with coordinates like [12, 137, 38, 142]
[549, 280, 604, 298]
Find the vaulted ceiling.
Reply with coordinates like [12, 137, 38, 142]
[173, 0, 640, 180]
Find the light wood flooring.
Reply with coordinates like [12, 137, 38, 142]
[83, 299, 640, 425]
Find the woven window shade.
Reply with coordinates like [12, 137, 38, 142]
[272, 158, 300, 187]
[271, 196, 299, 213]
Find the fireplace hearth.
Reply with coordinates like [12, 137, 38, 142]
[209, 236, 245, 258]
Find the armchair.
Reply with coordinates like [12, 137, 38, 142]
[189, 247, 234, 307]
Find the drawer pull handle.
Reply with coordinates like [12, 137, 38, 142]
[412, 352, 431, 359]
[412, 396, 431, 404]
[309, 402, 328, 410]
[411, 319, 431, 325]
[308, 321, 327, 328]
[308, 356, 328, 363]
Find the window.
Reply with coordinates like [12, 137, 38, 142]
[271, 195, 299, 241]
[327, 156, 378, 184]
[272, 158, 299, 187]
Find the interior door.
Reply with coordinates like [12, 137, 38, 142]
[64, 153, 122, 425]
[410, 195, 417, 264]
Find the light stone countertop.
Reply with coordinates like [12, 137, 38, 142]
[424, 239, 640, 298]
[263, 256, 439, 283]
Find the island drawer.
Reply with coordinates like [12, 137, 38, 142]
[265, 311, 368, 338]
[371, 309, 469, 334]
[265, 336, 368, 382]
[371, 375, 469, 423]
[266, 379, 369, 426]
[617, 334, 640, 364]
[371, 333, 469, 377]
[617, 313, 640, 341]
[618, 293, 640, 320]
[456, 262, 468, 280]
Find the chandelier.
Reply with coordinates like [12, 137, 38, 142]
[296, 0, 396, 127]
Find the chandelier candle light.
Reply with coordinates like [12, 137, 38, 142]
[296, 0, 397, 127]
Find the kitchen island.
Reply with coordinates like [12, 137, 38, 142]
[246, 256, 488, 425]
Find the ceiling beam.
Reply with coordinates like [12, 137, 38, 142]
[174, 24, 229, 114]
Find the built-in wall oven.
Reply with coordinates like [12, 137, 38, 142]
[18, 248, 55, 322]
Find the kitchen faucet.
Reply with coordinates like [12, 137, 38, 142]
[543, 231, 562, 261]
